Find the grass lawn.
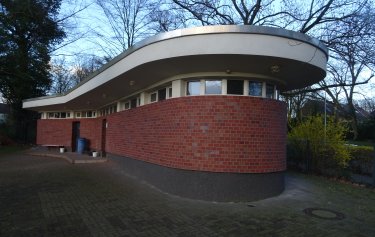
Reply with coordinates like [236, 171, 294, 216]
[347, 140, 374, 147]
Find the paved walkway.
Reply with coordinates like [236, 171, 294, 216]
[26, 147, 108, 164]
[0, 152, 374, 237]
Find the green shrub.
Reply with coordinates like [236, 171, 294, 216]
[288, 116, 351, 173]
[358, 118, 375, 140]
[348, 145, 374, 175]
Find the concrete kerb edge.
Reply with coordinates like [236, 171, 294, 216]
[26, 152, 73, 164]
[26, 151, 109, 164]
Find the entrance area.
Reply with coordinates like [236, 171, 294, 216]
[101, 119, 107, 157]
[72, 122, 80, 152]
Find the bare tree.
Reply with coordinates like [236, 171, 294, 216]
[49, 55, 108, 95]
[169, 0, 292, 26]
[92, 0, 160, 57]
[51, 0, 93, 56]
[319, 5, 375, 139]
[149, 4, 188, 32]
[73, 55, 108, 82]
[283, 88, 311, 127]
[358, 98, 375, 113]
[50, 58, 79, 95]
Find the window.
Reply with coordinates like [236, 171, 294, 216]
[249, 81, 262, 96]
[227, 80, 244, 95]
[87, 111, 93, 118]
[76, 112, 81, 118]
[130, 98, 137, 108]
[124, 101, 130, 110]
[150, 92, 157, 102]
[158, 88, 166, 101]
[266, 84, 274, 99]
[205, 80, 221, 94]
[110, 106, 116, 113]
[168, 87, 172, 98]
[187, 81, 200, 95]
[47, 112, 72, 119]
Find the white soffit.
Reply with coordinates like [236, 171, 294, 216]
[23, 25, 328, 110]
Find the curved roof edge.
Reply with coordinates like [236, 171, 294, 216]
[23, 25, 328, 103]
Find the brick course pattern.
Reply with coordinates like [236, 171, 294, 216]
[37, 119, 73, 147]
[37, 119, 102, 151]
[37, 96, 286, 173]
[106, 96, 286, 173]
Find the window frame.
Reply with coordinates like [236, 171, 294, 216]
[248, 81, 263, 97]
[205, 80, 222, 95]
[227, 79, 244, 95]
[150, 91, 158, 103]
[186, 80, 201, 96]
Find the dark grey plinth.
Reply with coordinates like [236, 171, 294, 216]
[109, 154, 285, 202]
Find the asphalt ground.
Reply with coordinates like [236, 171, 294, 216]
[0, 151, 374, 237]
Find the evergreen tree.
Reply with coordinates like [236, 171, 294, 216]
[0, 0, 65, 142]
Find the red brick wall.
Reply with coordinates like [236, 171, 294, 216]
[37, 119, 73, 147]
[79, 119, 102, 150]
[37, 119, 102, 151]
[37, 96, 286, 173]
[105, 96, 286, 173]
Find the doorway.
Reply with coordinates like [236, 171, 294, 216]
[101, 119, 107, 157]
[72, 122, 80, 152]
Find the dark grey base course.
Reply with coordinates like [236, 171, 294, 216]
[109, 154, 285, 202]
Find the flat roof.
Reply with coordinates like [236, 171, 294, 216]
[23, 25, 328, 111]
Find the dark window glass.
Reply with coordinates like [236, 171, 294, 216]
[266, 84, 274, 99]
[158, 88, 166, 101]
[150, 93, 157, 102]
[205, 80, 222, 94]
[61, 112, 66, 118]
[187, 81, 200, 95]
[227, 80, 244, 95]
[249, 81, 262, 96]
[131, 98, 137, 108]
[168, 87, 172, 98]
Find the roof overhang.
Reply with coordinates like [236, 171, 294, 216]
[23, 25, 328, 111]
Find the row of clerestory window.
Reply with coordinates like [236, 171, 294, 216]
[43, 78, 279, 119]
[187, 79, 278, 99]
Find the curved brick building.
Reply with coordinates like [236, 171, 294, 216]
[23, 25, 328, 201]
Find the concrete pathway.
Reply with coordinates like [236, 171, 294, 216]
[26, 147, 108, 164]
[0, 152, 374, 237]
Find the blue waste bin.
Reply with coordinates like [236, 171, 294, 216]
[77, 138, 86, 154]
